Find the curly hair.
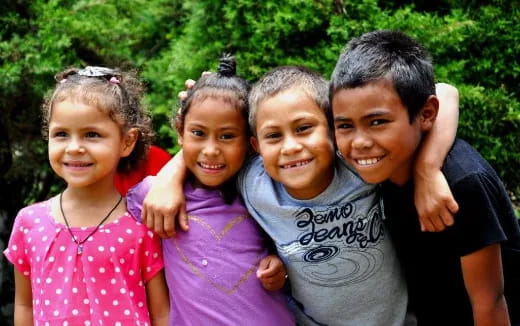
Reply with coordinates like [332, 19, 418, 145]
[42, 66, 153, 172]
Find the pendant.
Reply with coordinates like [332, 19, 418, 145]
[77, 244, 83, 255]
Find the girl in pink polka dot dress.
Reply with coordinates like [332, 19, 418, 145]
[3, 67, 170, 326]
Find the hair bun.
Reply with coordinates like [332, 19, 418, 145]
[217, 53, 236, 77]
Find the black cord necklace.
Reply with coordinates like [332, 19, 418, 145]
[59, 192, 122, 255]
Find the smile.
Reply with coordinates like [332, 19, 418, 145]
[64, 162, 93, 167]
[354, 156, 384, 166]
[280, 159, 313, 169]
[198, 162, 225, 170]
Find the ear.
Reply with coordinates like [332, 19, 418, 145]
[175, 117, 184, 146]
[418, 95, 439, 132]
[120, 128, 139, 157]
[250, 136, 260, 154]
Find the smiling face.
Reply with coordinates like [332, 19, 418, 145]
[332, 79, 437, 185]
[48, 100, 135, 190]
[178, 97, 248, 189]
[251, 89, 335, 199]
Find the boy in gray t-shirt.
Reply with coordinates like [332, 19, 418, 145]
[143, 65, 459, 325]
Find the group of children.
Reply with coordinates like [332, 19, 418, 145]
[4, 30, 519, 326]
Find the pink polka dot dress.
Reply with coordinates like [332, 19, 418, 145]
[3, 199, 164, 326]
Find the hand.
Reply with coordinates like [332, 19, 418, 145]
[177, 72, 211, 100]
[414, 168, 459, 232]
[142, 177, 189, 238]
[257, 255, 287, 291]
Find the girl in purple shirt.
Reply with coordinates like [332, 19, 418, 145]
[127, 55, 294, 325]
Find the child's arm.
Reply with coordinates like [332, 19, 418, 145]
[256, 255, 287, 291]
[461, 244, 510, 326]
[414, 83, 460, 232]
[142, 151, 189, 238]
[14, 269, 33, 326]
[146, 270, 170, 326]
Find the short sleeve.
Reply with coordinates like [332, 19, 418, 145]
[236, 155, 261, 198]
[3, 210, 31, 277]
[126, 176, 155, 223]
[139, 229, 164, 282]
[451, 172, 510, 256]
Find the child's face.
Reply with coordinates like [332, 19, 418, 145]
[48, 100, 135, 190]
[178, 97, 248, 189]
[251, 89, 335, 199]
[332, 79, 427, 185]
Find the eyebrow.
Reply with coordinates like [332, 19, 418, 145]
[334, 110, 389, 122]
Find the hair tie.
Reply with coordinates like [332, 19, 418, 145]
[109, 76, 120, 84]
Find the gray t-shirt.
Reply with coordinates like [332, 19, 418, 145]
[238, 155, 408, 326]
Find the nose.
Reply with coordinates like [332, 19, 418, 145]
[281, 135, 303, 155]
[351, 130, 373, 150]
[202, 139, 221, 157]
[65, 137, 85, 154]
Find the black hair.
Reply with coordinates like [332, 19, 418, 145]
[248, 66, 331, 135]
[43, 66, 153, 173]
[174, 54, 249, 204]
[330, 30, 436, 121]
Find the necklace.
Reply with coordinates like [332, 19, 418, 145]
[59, 193, 122, 255]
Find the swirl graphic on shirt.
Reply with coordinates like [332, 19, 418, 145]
[281, 203, 386, 287]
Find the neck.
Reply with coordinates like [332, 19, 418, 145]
[389, 161, 413, 186]
[63, 183, 120, 207]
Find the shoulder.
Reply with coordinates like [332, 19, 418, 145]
[126, 176, 156, 221]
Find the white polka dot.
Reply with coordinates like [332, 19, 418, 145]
[153, 252, 159, 258]
[100, 289, 107, 295]
[23, 271, 29, 276]
[129, 270, 135, 276]
[84, 298, 89, 304]
[115, 322, 121, 326]
[65, 277, 69, 283]
[110, 246, 116, 253]
[42, 236, 48, 242]
[88, 256, 94, 262]
[146, 267, 151, 272]
[44, 300, 50, 305]
[64, 299, 68, 304]
[120, 288, 126, 294]
[72, 309, 78, 315]
[110, 278, 116, 284]
[138, 281, 144, 287]
[138, 238, 143, 244]
[99, 267, 105, 273]
[129, 248, 135, 254]
[118, 237, 124, 243]
[31, 246, 36, 252]
[45, 277, 52, 284]
[138, 301, 143, 308]
[113, 300, 119, 306]
[91, 277, 96, 283]
[27, 237, 32, 243]
[59, 245, 66, 251]
[63, 321, 68, 326]
[36, 278, 41, 284]
[23, 228, 28, 234]
[88, 236, 94, 242]
[72, 287, 78, 293]
[35, 218, 40, 223]
[115, 267, 121, 273]
[119, 258, 125, 264]
[145, 251, 149, 256]
[129, 291, 134, 297]
[38, 226, 44, 232]
[104, 229, 110, 233]
[74, 267, 78, 273]
[147, 230, 154, 238]
[95, 298, 100, 304]
[98, 246, 104, 252]
[18, 258, 23, 264]
[103, 310, 109, 316]
[67, 256, 72, 262]
[58, 267, 64, 273]
[53, 310, 59, 316]
[84, 321, 91, 326]
[124, 309, 130, 316]
[36, 256, 40, 262]
[11, 245, 17, 251]
[56, 288, 62, 295]
[126, 229, 132, 234]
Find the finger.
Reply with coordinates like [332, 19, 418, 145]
[142, 205, 149, 226]
[154, 213, 166, 238]
[201, 71, 211, 77]
[146, 210, 155, 230]
[430, 215, 446, 232]
[178, 90, 188, 101]
[185, 79, 196, 89]
[256, 258, 270, 278]
[178, 204, 190, 232]
[420, 216, 436, 232]
[163, 212, 176, 238]
[439, 207, 454, 227]
[446, 197, 459, 215]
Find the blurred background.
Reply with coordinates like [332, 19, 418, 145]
[1, 0, 519, 322]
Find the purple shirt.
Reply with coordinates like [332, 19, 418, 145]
[127, 177, 294, 326]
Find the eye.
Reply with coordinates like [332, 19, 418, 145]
[370, 119, 389, 126]
[264, 132, 281, 139]
[52, 131, 68, 138]
[295, 124, 313, 133]
[86, 131, 101, 138]
[336, 122, 353, 130]
[220, 133, 236, 140]
[191, 130, 204, 137]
